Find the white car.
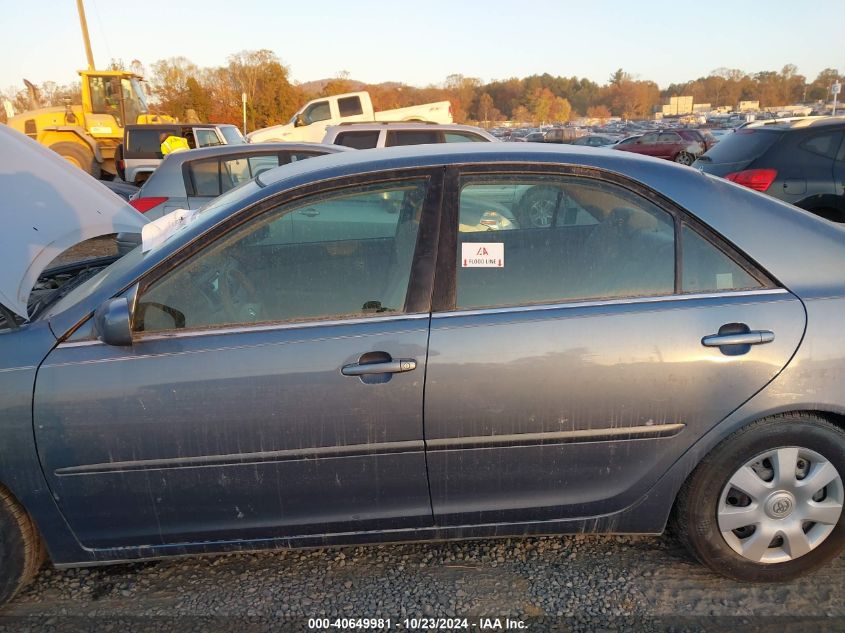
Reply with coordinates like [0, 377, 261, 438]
[322, 122, 497, 149]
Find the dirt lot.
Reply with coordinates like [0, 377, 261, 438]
[2, 533, 844, 633]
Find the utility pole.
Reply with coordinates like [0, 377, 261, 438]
[76, 0, 96, 70]
[242, 92, 247, 135]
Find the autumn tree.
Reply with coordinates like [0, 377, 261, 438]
[444, 74, 481, 123]
[149, 56, 199, 117]
[227, 49, 299, 129]
[586, 105, 611, 122]
[476, 92, 502, 125]
[807, 68, 843, 102]
[512, 105, 530, 124]
[321, 71, 357, 97]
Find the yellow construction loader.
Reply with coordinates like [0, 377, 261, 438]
[5, 1, 175, 178]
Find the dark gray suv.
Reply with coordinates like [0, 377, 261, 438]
[694, 117, 845, 221]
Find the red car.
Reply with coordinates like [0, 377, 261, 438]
[614, 129, 715, 165]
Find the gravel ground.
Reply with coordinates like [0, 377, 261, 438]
[2, 533, 844, 633]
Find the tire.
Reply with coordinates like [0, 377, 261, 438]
[808, 207, 845, 223]
[674, 413, 845, 582]
[50, 141, 101, 179]
[0, 485, 45, 607]
[674, 151, 695, 166]
[516, 185, 560, 229]
[114, 143, 126, 182]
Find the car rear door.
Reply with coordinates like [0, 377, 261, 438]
[423, 166, 806, 527]
[784, 129, 845, 200]
[34, 171, 442, 549]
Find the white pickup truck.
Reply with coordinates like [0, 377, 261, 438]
[247, 91, 453, 143]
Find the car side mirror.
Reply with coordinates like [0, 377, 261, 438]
[94, 297, 132, 346]
[294, 114, 307, 128]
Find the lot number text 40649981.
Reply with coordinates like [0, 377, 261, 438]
[307, 617, 528, 630]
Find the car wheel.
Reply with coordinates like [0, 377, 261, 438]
[49, 142, 101, 179]
[0, 485, 45, 607]
[516, 186, 560, 229]
[674, 414, 845, 582]
[674, 151, 695, 166]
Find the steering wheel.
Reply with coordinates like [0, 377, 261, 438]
[217, 258, 262, 323]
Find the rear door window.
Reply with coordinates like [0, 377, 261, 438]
[335, 131, 380, 149]
[454, 175, 675, 310]
[338, 96, 364, 117]
[187, 153, 282, 197]
[658, 132, 682, 144]
[386, 130, 441, 146]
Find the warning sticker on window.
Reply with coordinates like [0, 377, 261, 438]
[461, 243, 504, 268]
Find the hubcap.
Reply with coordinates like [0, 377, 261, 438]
[718, 446, 843, 564]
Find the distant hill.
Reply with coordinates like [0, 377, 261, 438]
[296, 78, 409, 94]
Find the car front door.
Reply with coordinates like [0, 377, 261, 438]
[633, 132, 660, 157]
[423, 167, 806, 527]
[657, 131, 683, 159]
[34, 172, 441, 549]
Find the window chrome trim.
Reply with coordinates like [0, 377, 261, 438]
[57, 312, 431, 348]
[433, 288, 789, 320]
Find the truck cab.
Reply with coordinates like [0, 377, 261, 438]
[248, 91, 453, 144]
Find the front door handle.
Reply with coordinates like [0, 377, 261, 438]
[702, 330, 775, 347]
[342, 359, 417, 376]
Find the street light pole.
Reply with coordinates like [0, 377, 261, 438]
[832, 82, 840, 116]
[242, 92, 247, 136]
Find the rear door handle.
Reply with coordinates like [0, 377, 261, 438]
[342, 359, 417, 376]
[702, 330, 774, 347]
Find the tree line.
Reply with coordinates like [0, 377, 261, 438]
[3, 50, 841, 128]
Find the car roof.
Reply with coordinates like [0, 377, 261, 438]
[327, 122, 487, 131]
[157, 142, 350, 166]
[125, 123, 239, 131]
[743, 116, 845, 132]
[45, 142, 845, 331]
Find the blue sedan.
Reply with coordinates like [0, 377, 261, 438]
[2, 127, 845, 605]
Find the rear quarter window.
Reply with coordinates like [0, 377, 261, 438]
[800, 131, 844, 159]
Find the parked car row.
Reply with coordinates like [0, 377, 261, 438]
[5, 125, 845, 611]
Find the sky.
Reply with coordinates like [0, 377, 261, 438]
[1, 0, 843, 93]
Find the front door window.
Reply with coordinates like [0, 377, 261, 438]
[136, 179, 428, 332]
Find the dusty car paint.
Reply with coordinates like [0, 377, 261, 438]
[1, 143, 844, 569]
